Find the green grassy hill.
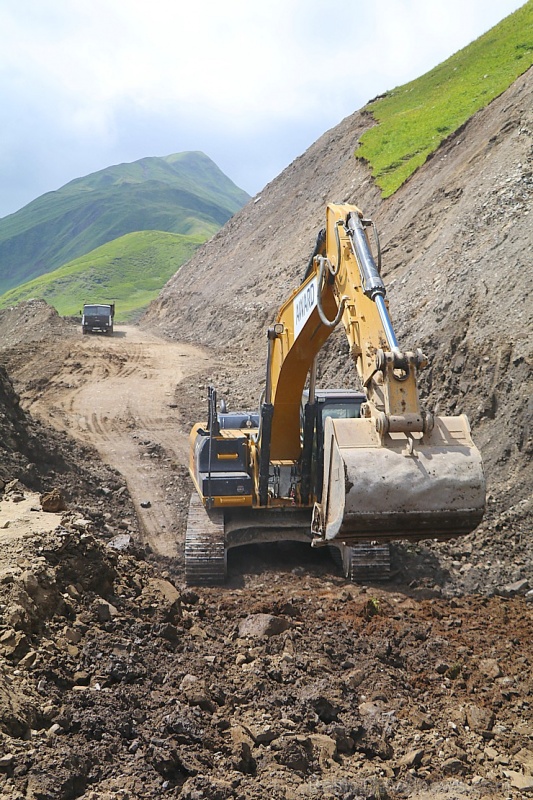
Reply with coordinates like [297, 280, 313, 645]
[0, 151, 250, 294]
[0, 230, 203, 321]
[357, 1, 533, 196]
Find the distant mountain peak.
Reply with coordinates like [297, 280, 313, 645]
[0, 153, 250, 296]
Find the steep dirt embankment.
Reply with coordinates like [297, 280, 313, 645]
[143, 68, 533, 514]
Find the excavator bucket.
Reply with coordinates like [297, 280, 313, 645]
[314, 414, 485, 544]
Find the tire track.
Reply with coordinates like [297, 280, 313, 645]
[26, 325, 212, 558]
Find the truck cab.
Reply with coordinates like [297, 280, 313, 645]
[82, 303, 115, 335]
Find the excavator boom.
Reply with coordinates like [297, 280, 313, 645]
[258, 203, 485, 547]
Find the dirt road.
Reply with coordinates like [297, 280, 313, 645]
[26, 325, 211, 558]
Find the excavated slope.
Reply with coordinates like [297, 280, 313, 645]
[143, 68, 533, 510]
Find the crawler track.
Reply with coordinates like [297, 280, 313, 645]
[329, 542, 391, 582]
[184, 493, 226, 584]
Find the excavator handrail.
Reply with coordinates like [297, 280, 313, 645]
[315, 255, 346, 328]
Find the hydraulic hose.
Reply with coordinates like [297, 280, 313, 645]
[316, 256, 346, 328]
[303, 227, 326, 280]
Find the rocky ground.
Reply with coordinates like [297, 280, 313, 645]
[0, 303, 530, 800]
[0, 68, 531, 800]
[0, 494, 532, 800]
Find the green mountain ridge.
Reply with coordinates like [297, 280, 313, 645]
[0, 151, 250, 294]
[0, 230, 202, 321]
[60, 151, 247, 212]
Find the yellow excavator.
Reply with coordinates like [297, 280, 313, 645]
[186, 203, 485, 584]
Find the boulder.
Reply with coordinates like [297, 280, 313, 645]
[40, 488, 66, 512]
[238, 613, 292, 638]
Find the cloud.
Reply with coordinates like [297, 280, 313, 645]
[0, 0, 526, 217]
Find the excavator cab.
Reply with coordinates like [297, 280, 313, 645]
[301, 388, 365, 500]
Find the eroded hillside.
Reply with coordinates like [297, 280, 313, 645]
[143, 68, 533, 514]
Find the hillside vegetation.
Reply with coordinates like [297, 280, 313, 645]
[357, 0, 533, 196]
[0, 230, 203, 321]
[0, 151, 250, 295]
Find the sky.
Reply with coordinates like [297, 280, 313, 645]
[0, 0, 527, 219]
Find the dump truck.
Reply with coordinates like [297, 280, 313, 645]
[81, 303, 115, 335]
[186, 203, 486, 584]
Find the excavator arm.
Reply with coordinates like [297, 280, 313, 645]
[256, 203, 485, 543]
[263, 204, 426, 459]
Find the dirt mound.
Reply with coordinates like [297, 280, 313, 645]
[0, 299, 75, 349]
